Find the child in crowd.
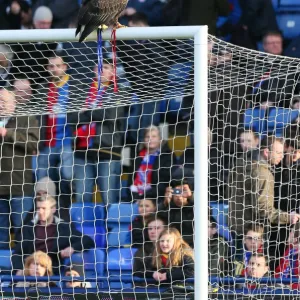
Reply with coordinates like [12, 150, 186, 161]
[146, 228, 194, 285]
[208, 216, 230, 276]
[64, 265, 91, 288]
[15, 251, 54, 288]
[234, 224, 264, 276]
[131, 191, 157, 247]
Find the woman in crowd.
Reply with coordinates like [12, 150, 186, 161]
[15, 251, 54, 288]
[144, 228, 194, 285]
[133, 215, 167, 278]
[129, 125, 172, 201]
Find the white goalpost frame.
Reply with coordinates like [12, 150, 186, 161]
[0, 26, 208, 299]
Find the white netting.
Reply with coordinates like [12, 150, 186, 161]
[0, 27, 300, 299]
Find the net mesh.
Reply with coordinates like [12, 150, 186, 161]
[0, 29, 300, 299]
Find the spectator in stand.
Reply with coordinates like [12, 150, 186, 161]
[32, 0, 79, 28]
[36, 54, 82, 209]
[228, 136, 300, 260]
[64, 265, 92, 288]
[145, 228, 194, 285]
[0, 88, 38, 249]
[69, 59, 125, 204]
[163, 0, 230, 35]
[128, 126, 172, 201]
[131, 191, 157, 248]
[0, 0, 33, 30]
[14, 251, 54, 287]
[158, 167, 194, 247]
[209, 215, 230, 277]
[120, 0, 166, 26]
[13, 76, 33, 106]
[234, 224, 264, 276]
[12, 194, 95, 275]
[0, 44, 14, 88]
[262, 31, 284, 56]
[133, 215, 167, 278]
[11, 6, 59, 86]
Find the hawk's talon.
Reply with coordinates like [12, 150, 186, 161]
[113, 22, 127, 29]
[99, 24, 108, 30]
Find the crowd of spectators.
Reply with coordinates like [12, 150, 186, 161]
[0, 0, 300, 294]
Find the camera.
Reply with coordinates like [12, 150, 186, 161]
[172, 188, 182, 195]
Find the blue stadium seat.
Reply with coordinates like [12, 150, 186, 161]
[107, 248, 138, 288]
[107, 203, 139, 224]
[75, 224, 106, 248]
[64, 249, 106, 287]
[266, 108, 299, 136]
[70, 203, 105, 226]
[210, 202, 232, 242]
[0, 249, 13, 271]
[107, 225, 131, 247]
[277, 14, 300, 38]
[244, 108, 266, 133]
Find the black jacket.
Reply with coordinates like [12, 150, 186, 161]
[12, 216, 95, 275]
[131, 216, 147, 248]
[133, 242, 154, 278]
[128, 142, 173, 198]
[157, 197, 194, 248]
[68, 85, 127, 161]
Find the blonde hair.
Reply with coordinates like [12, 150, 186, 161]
[24, 251, 53, 276]
[144, 125, 161, 138]
[152, 228, 194, 269]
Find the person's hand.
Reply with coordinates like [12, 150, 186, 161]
[159, 273, 167, 281]
[11, 1, 21, 14]
[15, 270, 24, 276]
[164, 187, 173, 206]
[123, 7, 137, 16]
[289, 212, 300, 224]
[153, 271, 161, 281]
[0, 127, 7, 137]
[182, 184, 192, 199]
[60, 247, 75, 258]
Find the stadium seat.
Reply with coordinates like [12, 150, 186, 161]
[75, 224, 106, 248]
[277, 14, 300, 38]
[64, 249, 106, 288]
[107, 203, 139, 224]
[0, 249, 13, 271]
[107, 248, 138, 288]
[244, 108, 266, 133]
[70, 203, 105, 227]
[107, 225, 132, 247]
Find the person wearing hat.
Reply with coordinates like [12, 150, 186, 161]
[64, 265, 92, 288]
[157, 166, 194, 248]
[69, 59, 126, 205]
[33, 5, 53, 29]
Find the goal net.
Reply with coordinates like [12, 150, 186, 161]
[0, 25, 299, 300]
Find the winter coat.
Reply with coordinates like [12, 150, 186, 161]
[228, 159, 290, 235]
[0, 115, 38, 197]
[133, 242, 154, 278]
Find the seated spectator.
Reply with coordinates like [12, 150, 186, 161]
[64, 265, 91, 288]
[32, 1, 79, 29]
[234, 224, 264, 276]
[129, 126, 172, 200]
[131, 191, 157, 248]
[13, 76, 33, 106]
[12, 194, 95, 275]
[158, 167, 194, 247]
[209, 215, 230, 277]
[0, 44, 14, 88]
[262, 31, 283, 56]
[14, 251, 55, 288]
[120, 0, 165, 26]
[133, 215, 167, 278]
[145, 228, 194, 285]
[69, 59, 125, 205]
[1, 0, 33, 30]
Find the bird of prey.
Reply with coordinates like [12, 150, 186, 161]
[76, 0, 129, 42]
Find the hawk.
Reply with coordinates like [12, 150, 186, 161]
[76, 0, 129, 42]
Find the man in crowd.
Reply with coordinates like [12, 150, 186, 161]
[262, 31, 283, 56]
[37, 54, 84, 208]
[228, 136, 300, 259]
[12, 194, 95, 275]
[0, 44, 14, 88]
[13, 76, 33, 105]
[0, 88, 39, 249]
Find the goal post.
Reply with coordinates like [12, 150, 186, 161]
[0, 26, 208, 299]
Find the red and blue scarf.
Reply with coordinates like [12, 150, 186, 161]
[276, 245, 299, 278]
[45, 75, 71, 147]
[133, 148, 160, 195]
